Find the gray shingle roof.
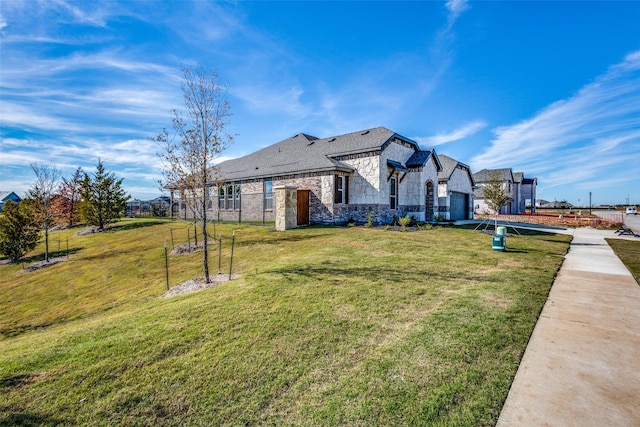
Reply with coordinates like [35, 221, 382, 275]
[387, 159, 409, 173]
[406, 150, 428, 166]
[473, 168, 513, 183]
[406, 150, 443, 171]
[513, 172, 524, 183]
[215, 127, 420, 181]
[437, 155, 474, 184]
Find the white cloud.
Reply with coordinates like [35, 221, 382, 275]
[417, 120, 487, 147]
[445, 0, 470, 23]
[471, 50, 640, 194]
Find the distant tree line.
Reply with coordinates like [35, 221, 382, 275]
[0, 160, 130, 262]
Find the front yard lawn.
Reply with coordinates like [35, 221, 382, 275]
[0, 221, 570, 426]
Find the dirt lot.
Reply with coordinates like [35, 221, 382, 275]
[475, 213, 623, 229]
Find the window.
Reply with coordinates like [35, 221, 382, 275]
[389, 177, 397, 209]
[234, 183, 241, 211]
[207, 187, 214, 209]
[264, 178, 273, 211]
[225, 184, 233, 210]
[218, 186, 225, 209]
[218, 183, 241, 211]
[334, 175, 349, 204]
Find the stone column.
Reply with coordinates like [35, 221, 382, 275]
[275, 186, 298, 231]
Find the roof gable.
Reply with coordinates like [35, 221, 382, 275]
[406, 150, 443, 172]
[0, 191, 21, 202]
[437, 155, 474, 184]
[473, 168, 513, 183]
[513, 172, 524, 183]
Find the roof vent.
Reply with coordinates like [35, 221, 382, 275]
[328, 137, 336, 142]
[361, 130, 370, 135]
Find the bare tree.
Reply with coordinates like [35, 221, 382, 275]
[154, 66, 233, 283]
[28, 163, 61, 262]
[55, 167, 83, 227]
[482, 172, 512, 230]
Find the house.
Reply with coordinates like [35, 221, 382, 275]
[473, 169, 537, 214]
[473, 168, 515, 214]
[539, 200, 572, 209]
[125, 197, 171, 217]
[171, 127, 444, 225]
[521, 177, 537, 212]
[437, 155, 475, 220]
[0, 191, 22, 211]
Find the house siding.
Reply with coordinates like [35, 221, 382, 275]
[438, 166, 474, 220]
[173, 129, 451, 226]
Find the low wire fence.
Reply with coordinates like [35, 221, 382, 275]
[475, 212, 624, 229]
[162, 223, 238, 292]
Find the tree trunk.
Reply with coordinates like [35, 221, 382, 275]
[45, 225, 50, 262]
[202, 187, 210, 283]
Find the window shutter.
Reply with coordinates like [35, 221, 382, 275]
[334, 175, 340, 204]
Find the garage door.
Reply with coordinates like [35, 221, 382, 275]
[450, 192, 468, 220]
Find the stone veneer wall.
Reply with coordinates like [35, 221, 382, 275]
[274, 186, 297, 230]
[178, 140, 443, 225]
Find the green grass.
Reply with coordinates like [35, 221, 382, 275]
[0, 219, 571, 426]
[607, 238, 640, 284]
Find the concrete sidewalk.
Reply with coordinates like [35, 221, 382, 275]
[497, 228, 640, 426]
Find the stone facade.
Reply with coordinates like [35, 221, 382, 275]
[274, 186, 297, 230]
[333, 140, 441, 224]
[173, 132, 445, 226]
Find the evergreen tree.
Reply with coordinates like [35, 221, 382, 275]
[80, 160, 130, 230]
[0, 200, 41, 262]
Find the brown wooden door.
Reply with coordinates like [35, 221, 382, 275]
[297, 190, 310, 225]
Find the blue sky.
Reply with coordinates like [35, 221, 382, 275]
[1, 0, 639, 206]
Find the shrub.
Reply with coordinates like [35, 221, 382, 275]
[398, 215, 411, 230]
[364, 212, 374, 228]
[0, 200, 41, 261]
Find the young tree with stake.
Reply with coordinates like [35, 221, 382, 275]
[28, 163, 61, 262]
[482, 172, 513, 230]
[154, 66, 233, 284]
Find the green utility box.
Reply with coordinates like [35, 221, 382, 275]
[492, 235, 506, 251]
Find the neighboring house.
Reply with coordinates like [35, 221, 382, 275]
[0, 191, 22, 211]
[437, 155, 475, 220]
[521, 177, 537, 212]
[171, 127, 443, 225]
[513, 172, 524, 213]
[536, 199, 550, 208]
[473, 169, 537, 214]
[126, 199, 152, 217]
[539, 200, 572, 209]
[126, 197, 171, 217]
